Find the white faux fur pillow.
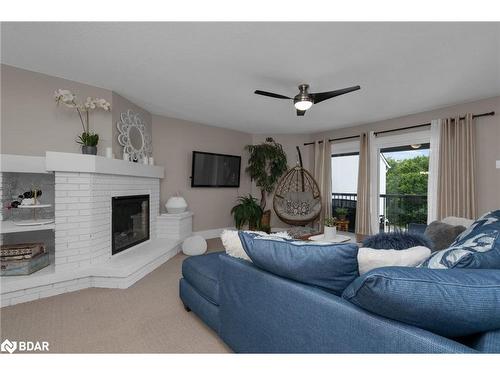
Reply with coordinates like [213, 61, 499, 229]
[357, 246, 431, 275]
[221, 230, 291, 261]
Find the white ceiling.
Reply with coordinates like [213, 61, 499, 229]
[2, 22, 499, 134]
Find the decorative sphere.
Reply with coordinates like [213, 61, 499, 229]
[165, 196, 188, 214]
[182, 235, 207, 256]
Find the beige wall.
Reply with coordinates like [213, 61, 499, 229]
[311, 96, 500, 216]
[2, 64, 498, 229]
[111, 92, 153, 158]
[251, 133, 314, 228]
[1, 64, 113, 156]
[152, 115, 253, 232]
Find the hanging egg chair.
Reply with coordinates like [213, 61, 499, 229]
[273, 147, 322, 226]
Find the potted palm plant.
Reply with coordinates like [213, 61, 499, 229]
[54, 89, 111, 155]
[245, 137, 288, 228]
[231, 195, 263, 230]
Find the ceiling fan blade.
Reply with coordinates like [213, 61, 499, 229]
[254, 90, 291, 100]
[296, 109, 306, 116]
[311, 85, 361, 104]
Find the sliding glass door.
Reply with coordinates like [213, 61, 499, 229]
[371, 131, 431, 233]
[379, 143, 429, 232]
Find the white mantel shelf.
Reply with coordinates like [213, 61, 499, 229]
[45, 151, 164, 178]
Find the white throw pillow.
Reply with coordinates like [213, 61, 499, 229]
[357, 246, 431, 275]
[221, 230, 291, 261]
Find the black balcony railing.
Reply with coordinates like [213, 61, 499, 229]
[332, 192, 428, 233]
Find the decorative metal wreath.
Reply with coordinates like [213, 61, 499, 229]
[116, 109, 152, 161]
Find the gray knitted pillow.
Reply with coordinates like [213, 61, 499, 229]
[424, 221, 466, 252]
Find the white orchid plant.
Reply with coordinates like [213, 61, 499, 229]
[54, 89, 111, 147]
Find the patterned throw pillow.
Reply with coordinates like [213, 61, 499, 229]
[419, 210, 500, 269]
[285, 199, 310, 216]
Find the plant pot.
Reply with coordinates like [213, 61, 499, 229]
[82, 146, 97, 155]
[324, 225, 337, 240]
[261, 210, 271, 228]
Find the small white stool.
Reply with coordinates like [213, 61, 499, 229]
[182, 235, 207, 256]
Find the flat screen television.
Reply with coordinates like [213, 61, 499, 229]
[191, 151, 241, 188]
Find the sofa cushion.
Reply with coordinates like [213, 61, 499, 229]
[342, 266, 500, 337]
[238, 231, 359, 295]
[182, 252, 222, 305]
[362, 231, 433, 250]
[424, 221, 466, 251]
[420, 210, 500, 269]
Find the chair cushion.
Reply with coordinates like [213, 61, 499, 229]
[420, 210, 500, 269]
[342, 266, 500, 337]
[238, 231, 359, 295]
[182, 252, 222, 305]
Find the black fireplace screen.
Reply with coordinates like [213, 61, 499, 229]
[112, 195, 150, 255]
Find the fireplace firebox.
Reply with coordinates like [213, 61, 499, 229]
[112, 195, 150, 255]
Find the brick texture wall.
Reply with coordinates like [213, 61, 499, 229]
[54, 172, 160, 271]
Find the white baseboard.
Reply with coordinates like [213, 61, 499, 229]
[193, 227, 236, 240]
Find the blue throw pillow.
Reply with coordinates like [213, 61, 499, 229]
[420, 210, 500, 269]
[362, 231, 433, 250]
[238, 231, 359, 295]
[342, 266, 500, 337]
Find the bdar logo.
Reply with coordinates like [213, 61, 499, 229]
[1, 339, 17, 354]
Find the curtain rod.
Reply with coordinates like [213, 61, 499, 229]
[374, 111, 495, 136]
[303, 135, 360, 146]
[303, 111, 495, 145]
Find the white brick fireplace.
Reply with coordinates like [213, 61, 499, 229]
[1, 152, 192, 307]
[54, 172, 160, 271]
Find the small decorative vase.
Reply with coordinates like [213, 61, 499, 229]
[82, 146, 97, 155]
[165, 196, 188, 214]
[324, 225, 337, 240]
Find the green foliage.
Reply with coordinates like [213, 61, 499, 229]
[384, 155, 429, 228]
[386, 156, 428, 195]
[324, 217, 337, 227]
[76, 131, 99, 146]
[245, 137, 288, 209]
[335, 207, 348, 218]
[231, 195, 263, 230]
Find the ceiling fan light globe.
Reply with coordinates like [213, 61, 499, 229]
[294, 100, 313, 111]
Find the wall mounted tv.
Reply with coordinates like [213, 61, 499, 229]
[191, 151, 241, 188]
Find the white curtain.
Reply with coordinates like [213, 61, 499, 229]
[427, 119, 442, 223]
[314, 139, 332, 231]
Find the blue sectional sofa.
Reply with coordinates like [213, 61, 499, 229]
[179, 251, 500, 353]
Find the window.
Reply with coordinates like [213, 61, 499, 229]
[379, 143, 430, 232]
[370, 130, 431, 233]
[331, 141, 360, 232]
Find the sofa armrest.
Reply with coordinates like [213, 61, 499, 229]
[218, 254, 475, 353]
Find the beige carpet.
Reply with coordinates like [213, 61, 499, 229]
[0, 238, 231, 353]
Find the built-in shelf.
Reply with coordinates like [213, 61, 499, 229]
[1, 238, 180, 294]
[0, 154, 49, 174]
[0, 220, 55, 234]
[17, 204, 52, 209]
[45, 151, 164, 178]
